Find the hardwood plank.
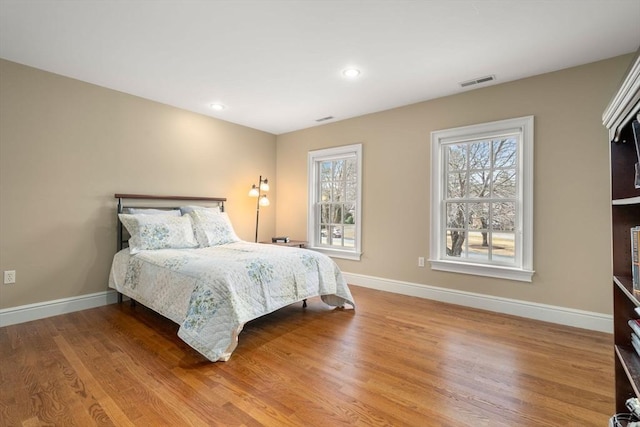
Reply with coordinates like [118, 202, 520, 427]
[52, 334, 132, 427]
[0, 285, 614, 426]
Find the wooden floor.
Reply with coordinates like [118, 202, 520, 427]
[1, 285, 614, 426]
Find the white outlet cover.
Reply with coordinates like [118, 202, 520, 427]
[4, 270, 16, 284]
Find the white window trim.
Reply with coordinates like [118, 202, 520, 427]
[429, 116, 534, 282]
[307, 144, 362, 261]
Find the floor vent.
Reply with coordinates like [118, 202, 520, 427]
[460, 75, 496, 88]
[315, 116, 334, 122]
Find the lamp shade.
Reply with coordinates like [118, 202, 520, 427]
[248, 185, 259, 197]
[260, 179, 269, 191]
[259, 195, 270, 206]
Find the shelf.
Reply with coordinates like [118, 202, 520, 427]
[613, 196, 640, 206]
[608, 47, 640, 412]
[616, 345, 640, 398]
[615, 276, 640, 306]
[612, 208, 639, 277]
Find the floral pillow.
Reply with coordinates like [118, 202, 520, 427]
[118, 214, 199, 254]
[188, 209, 240, 247]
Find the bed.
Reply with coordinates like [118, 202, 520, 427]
[108, 194, 355, 362]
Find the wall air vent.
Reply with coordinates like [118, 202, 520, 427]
[315, 116, 334, 122]
[460, 75, 496, 88]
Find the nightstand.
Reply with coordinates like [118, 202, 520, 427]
[261, 240, 307, 248]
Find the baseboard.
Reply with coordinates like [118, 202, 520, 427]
[343, 272, 613, 333]
[1, 276, 613, 333]
[0, 290, 119, 327]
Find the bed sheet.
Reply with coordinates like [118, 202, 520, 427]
[108, 242, 355, 361]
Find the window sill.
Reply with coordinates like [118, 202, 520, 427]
[429, 259, 534, 282]
[309, 246, 362, 261]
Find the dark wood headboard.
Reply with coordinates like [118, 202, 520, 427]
[114, 193, 227, 251]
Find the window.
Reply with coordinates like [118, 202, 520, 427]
[430, 116, 534, 282]
[308, 144, 362, 260]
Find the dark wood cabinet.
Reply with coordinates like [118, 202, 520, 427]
[604, 49, 640, 413]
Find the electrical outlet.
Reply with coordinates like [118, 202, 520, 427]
[418, 257, 425, 267]
[4, 270, 16, 284]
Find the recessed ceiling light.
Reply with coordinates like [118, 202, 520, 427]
[210, 103, 226, 111]
[342, 68, 361, 78]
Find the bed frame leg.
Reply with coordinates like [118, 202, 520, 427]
[117, 292, 136, 307]
[303, 299, 307, 308]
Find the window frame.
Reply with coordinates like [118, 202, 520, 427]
[307, 143, 362, 260]
[429, 116, 534, 282]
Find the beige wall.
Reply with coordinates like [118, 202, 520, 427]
[0, 54, 632, 315]
[276, 54, 635, 315]
[0, 59, 277, 309]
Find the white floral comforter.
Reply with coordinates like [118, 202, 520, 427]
[108, 241, 355, 361]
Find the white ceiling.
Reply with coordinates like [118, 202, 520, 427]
[1, 1, 639, 135]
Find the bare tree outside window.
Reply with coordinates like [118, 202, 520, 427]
[319, 157, 358, 249]
[445, 137, 517, 264]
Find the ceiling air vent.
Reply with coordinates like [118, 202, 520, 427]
[460, 75, 496, 88]
[315, 116, 334, 122]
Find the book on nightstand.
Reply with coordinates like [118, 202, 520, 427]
[272, 236, 290, 243]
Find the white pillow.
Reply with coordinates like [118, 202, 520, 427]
[118, 214, 198, 254]
[123, 208, 181, 216]
[180, 205, 221, 215]
[188, 209, 240, 247]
